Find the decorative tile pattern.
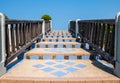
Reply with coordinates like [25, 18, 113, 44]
[33, 64, 44, 68]
[42, 67, 54, 72]
[65, 62, 75, 65]
[32, 61, 87, 77]
[76, 64, 86, 68]
[52, 71, 67, 77]
[55, 64, 65, 68]
[45, 62, 56, 65]
[66, 67, 77, 72]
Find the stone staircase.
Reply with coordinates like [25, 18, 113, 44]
[24, 30, 90, 60]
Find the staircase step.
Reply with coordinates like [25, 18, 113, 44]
[24, 48, 90, 59]
[36, 42, 81, 48]
[42, 38, 76, 42]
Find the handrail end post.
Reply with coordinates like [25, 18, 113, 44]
[0, 12, 7, 76]
[76, 19, 80, 38]
[114, 12, 120, 77]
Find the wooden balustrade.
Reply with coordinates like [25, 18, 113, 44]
[69, 19, 115, 65]
[5, 20, 50, 66]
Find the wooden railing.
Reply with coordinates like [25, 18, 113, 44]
[5, 20, 51, 65]
[78, 19, 115, 65]
[69, 19, 115, 65]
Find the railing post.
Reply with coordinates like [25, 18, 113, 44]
[0, 13, 6, 76]
[68, 20, 71, 32]
[50, 20, 52, 31]
[114, 12, 120, 77]
[42, 19, 45, 38]
[76, 19, 80, 37]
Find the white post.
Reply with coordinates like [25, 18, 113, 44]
[0, 13, 6, 76]
[42, 19, 45, 38]
[76, 19, 80, 37]
[114, 12, 120, 77]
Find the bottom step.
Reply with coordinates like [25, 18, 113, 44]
[0, 60, 119, 83]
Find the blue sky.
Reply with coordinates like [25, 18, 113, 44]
[0, 0, 120, 30]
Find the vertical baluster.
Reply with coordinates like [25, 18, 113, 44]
[86, 23, 88, 38]
[40, 22, 42, 35]
[31, 22, 34, 38]
[44, 21, 46, 33]
[37, 22, 40, 36]
[109, 24, 115, 56]
[88, 23, 91, 41]
[27, 23, 30, 42]
[31, 23, 34, 39]
[5, 24, 11, 56]
[37, 22, 39, 36]
[39, 22, 41, 35]
[39, 22, 41, 36]
[11, 24, 15, 52]
[78, 22, 81, 34]
[22, 23, 25, 45]
[107, 25, 112, 53]
[97, 23, 101, 47]
[26, 23, 29, 43]
[92, 23, 96, 43]
[25, 23, 27, 44]
[94, 23, 98, 44]
[29, 23, 32, 41]
[105, 24, 110, 52]
[100, 24, 105, 49]
[15, 24, 19, 50]
[19, 24, 23, 46]
[90, 23, 93, 43]
[96, 23, 99, 46]
[34, 23, 37, 37]
[35, 23, 37, 37]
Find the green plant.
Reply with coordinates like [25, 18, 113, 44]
[41, 14, 51, 20]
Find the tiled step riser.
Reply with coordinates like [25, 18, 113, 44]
[45, 36, 72, 38]
[26, 56, 82, 60]
[36, 45, 81, 48]
[42, 39, 76, 42]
